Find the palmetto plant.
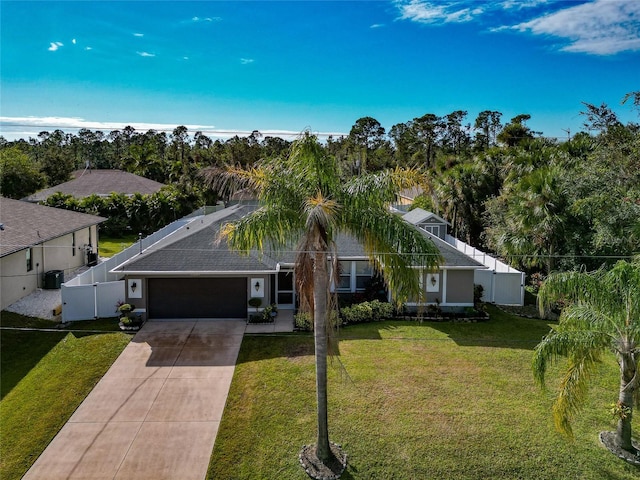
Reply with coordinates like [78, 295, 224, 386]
[533, 259, 640, 456]
[203, 131, 441, 475]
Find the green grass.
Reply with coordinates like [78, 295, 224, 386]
[0, 313, 130, 480]
[208, 306, 639, 479]
[98, 234, 138, 257]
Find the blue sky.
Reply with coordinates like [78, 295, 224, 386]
[1, 0, 639, 141]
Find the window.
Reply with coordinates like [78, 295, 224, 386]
[26, 248, 33, 271]
[337, 261, 351, 291]
[355, 261, 373, 290]
[72, 232, 76, 256]
[333, 261, 374, 292]
[422, 225, 440, 237]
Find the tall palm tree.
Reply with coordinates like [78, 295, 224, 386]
[532, 259, 640, 457]
[206, 132, 441, 476]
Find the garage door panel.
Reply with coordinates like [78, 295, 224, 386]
[149, 278, 247, 319]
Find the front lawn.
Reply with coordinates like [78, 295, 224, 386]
[208, 307, 639, 479]
[0, 313, 130, 479]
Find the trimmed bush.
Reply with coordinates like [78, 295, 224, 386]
[340, 300, 394, 325]
[294, 312, 312, 331]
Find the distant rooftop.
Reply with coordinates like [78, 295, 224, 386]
[0, 197, 105, 257]
[23, 169, 165, 202]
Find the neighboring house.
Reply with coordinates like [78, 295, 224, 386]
[0, 197, 105, 310]
[23, 169, 165, 203]
[111, 204, 486, 321]
[397, 186, 424, 208]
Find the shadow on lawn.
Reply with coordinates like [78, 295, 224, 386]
[426, 318, 554, 350]
[0, 312, 118, 400]
[0, 328, 67, 399]
[338, 306, 556, 351]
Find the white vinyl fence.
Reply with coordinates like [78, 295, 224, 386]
[61, 213, 204, 322]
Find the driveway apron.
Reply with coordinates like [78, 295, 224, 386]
[23, 320, 245, 480]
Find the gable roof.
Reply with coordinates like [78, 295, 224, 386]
[114, 204, 483, 273]
[402, 208, 450, 226]
[0, 197, 106, 257]
[23, 169, 165, 202]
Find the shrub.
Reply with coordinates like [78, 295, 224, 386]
[340, 300, 394, 325]
[294, 312, 312, 331]
[368, 299, 394, 321]
[473, 284, 484, 305]
[248, 297, 263, 309]
[261, 304, 277, 322]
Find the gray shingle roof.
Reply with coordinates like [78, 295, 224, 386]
[23, 169, 165, 202]
[402, 208, 450, 226]
[415, 230, 484, 268]
[114, 205, 278, 273]
[115, 204, 483, 273]
[0, 197, 106, 257]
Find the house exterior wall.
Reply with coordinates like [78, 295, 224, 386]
[1, 248, 40, 309]
[0, 226, 98, 310]
[445, 269, 475, 305]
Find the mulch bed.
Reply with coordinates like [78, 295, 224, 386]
[600, 431, 640, 466]
[299, 442, 347, 480]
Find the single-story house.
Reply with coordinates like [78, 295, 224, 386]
[111, 204, 485, 321]
[0, 197, 106, 309]
[23, 169, 165, 203]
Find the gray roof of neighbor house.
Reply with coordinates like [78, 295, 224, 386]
[114, 204, 484, 273]
[0, 197, 106, 257]
[402, 208, 451, 226]
[23, 169, 165, 202]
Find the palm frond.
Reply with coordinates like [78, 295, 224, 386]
[222, 205, 303, 254]
[200, 164, 268, 198]
[341, 207, 442, 304]
[553, 350, 601, 438]
[532, 330, 609, 387]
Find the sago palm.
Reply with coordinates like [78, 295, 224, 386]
[533, 259, 640, 459]
[205, 132, 441, 476]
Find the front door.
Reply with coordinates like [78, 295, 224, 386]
[276, 270, 295, 309]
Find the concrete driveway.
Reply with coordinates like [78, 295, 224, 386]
[23, 320, 246, 480]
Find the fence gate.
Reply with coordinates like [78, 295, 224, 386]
[61, 281, 125, 322]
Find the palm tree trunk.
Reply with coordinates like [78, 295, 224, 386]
[616, 353, 635, 452]
[313, 249, 331, 461]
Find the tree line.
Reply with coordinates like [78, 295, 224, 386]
[1, 95, 638, 275]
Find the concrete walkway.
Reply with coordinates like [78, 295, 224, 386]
[23, 320, 246, 480]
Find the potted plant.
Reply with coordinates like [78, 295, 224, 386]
[117, 302, 142, 331]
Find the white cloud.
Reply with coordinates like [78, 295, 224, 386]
[133, 33, 144, 37]
[370, 23, 385, 29]
[0, 116, 216, 135]
[510, 0, 640, 55]
[191, 16, 221, 23]
[240, 58, 254, 65]
[85, 46, 93, 51]
[396, 0, 480, 24]
[137, 51, 156, 57]
[48, 41, 63, 51]
[0, 116, 346, 142]
[501, 0, 548, 10]
[72, 38, 77, 45]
